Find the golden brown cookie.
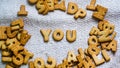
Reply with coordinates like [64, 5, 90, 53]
[13, 54, 24, 66]
[52, 29, 64, 41]
[36, 0, 46, 14]
[28, 0, 38, 4]
[101, 50, 110, 62]
[20, 30, 31, 46]
[40, 29, 52, 42]
[34, 58, 45, 68]
[88, 36, 99, 46]
[86, 0, 96, 10]
[54, 0, 66, 11]
[45, 57, 56, 68]
[67, 51, 77, 66]
[2, 57, 12, 62]
[67, 2, 78, 14]
[66, 30, 76, 42]
[20, 49, 34, 64]
[18, 5, 28, 16]
[74, 8, 87, 19]
[7, 27, 18, 38]
[92, 5, 108, 20]
[29, 61, 35, 68]
[0, 26, 7, 40]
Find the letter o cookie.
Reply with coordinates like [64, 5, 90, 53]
[52, 29, 64, 41]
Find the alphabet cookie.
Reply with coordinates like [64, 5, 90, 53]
[40, 29, 52, 42]
[13, 54, 24, 66]
[20, 49, 34, 64]
[2, 57, 12, 62]
[92, 5, 108, 20]
[66, 30, 76, 42]
[18, 5, 28, 16]
[0, 41, 6, 50]
[10, 18, 24, 30]
[67, 51, 77, 66]
[86, 0, 96, 10]
[52, 29, 64, 41]
[34, 58, 45, 68]
[74, 8, 87, 19]
[45, 57, 56, 68]
[54, 0, 66, 11]
[36, 0, 46, 14]
[29, 61, 35, 68]
[0, 26, 7, 40]
[67, 2, 78, 14]
[7, 27, 18, 38]
[20, 30, 31, 46]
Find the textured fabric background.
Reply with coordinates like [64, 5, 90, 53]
[0, 0, 120, 68]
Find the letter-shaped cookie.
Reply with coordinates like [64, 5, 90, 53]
[42, 1, 49, 15]
[86, 0, 96, 10]
[103, 23, 115, 34]
[7, 27, 18, 38]
[67, 2, 78, 14]
[78, 48, 84, 59]
[0, 41, 6, 50]
[0, 26, 7, 40]
[21, 49, 34, 64]
[2, 57, 12, 62]
[46, 0, 54, 11]
[2, 50, 11, 57]
[101, 50, 110, 62]
[13, 54, 24, 66]
[6, 38, 20, 50]
[92, 5, 108, 20]
[83, 56, 96, 68]
[10, 44, 24, 56]
[45, 57, 56, 68]
[18, 5, 28, 16]
[77, 55, 84, 68]
[92, 54, 105, 66]
[107, 39, 117, 52]
[98, 30, 111, 42]
[10, 18, 24, 30]
[74, 8, 87, 19]
[66, 30, 76, 42]
[62, 58, 69, 68]
[52, 29, 64, 41]
[88, 36, 99, 46]
[87, 45, 100, 55]
[29, 61, 35, 68]
[89, 26, 100, 36]
[34, 58, 45, 68]
[67, 51, 77, 66]
[40, 29, 52, 42]
[98, 20, 109, 31]
[36, 0, 46, 14]
[101, 42, 109, 50]
[54, 0, 66, 11]
[20, 30, 31, 46]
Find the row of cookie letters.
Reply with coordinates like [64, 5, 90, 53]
[40, 29, 76, 42]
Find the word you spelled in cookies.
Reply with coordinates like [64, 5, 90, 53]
[40, 29, 76, 42]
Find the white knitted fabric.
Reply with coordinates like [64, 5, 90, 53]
[0, 0, 120, 68]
